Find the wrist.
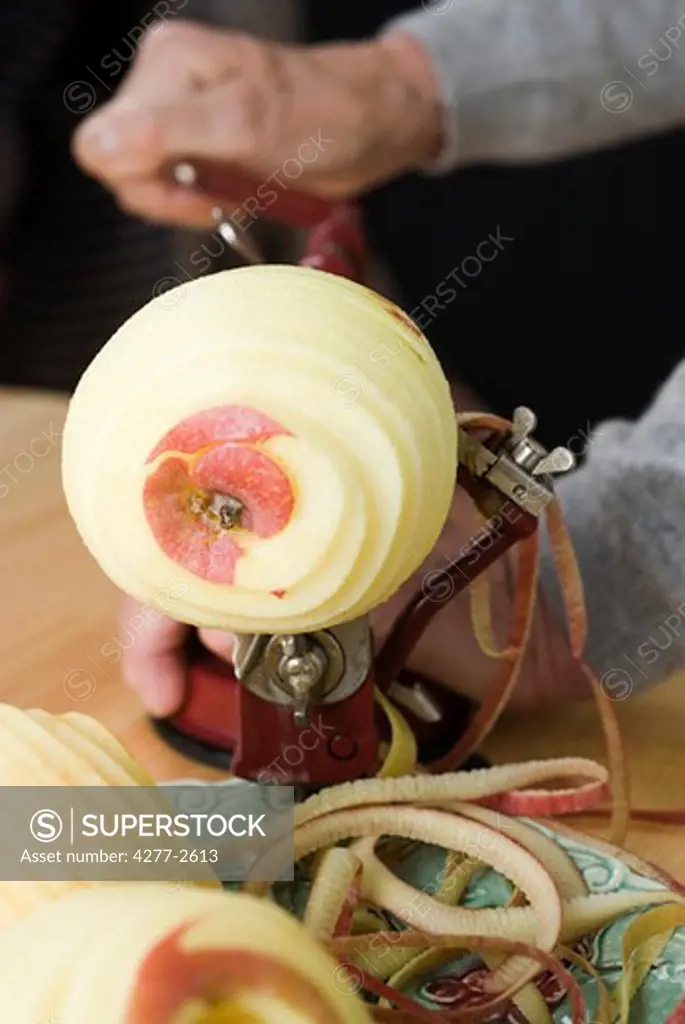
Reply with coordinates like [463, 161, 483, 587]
[373, 32, 444, 170]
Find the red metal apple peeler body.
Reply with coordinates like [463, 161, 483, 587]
[154, 161, 575, 787]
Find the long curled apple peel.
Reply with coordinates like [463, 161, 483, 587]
[296, 806, 564, 993]
[364, 909, 685, 1022]
[398, 412, 629, 847]
[314, 827, 681, 1021]
[429, 526, 540, 774]
[233, 753, 684, 1020]
[383, 943, 557, 1024]
[294, 758, 611, 829]
[350, 937, 588, 1023]
[372, 408, 628, 842]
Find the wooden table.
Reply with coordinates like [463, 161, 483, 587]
[2, 388, 684, 877]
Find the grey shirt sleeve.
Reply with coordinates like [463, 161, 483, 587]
[538, 360, 685, 695]
[381, 0, 685, 168]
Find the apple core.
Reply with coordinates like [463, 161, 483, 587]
[143, 405, 295, 584]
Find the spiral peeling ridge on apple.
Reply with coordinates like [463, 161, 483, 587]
[0, 704, 219, 931]
[0, 884, 373, 1024]
[61, 264, 457, 634]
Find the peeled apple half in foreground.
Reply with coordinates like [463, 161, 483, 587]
[0, 704, 217, 929]
[0, 703, 154, 788]
[0, 703, 152, 928]
[62, 265, 457, 634]
[0, 883, 373, 1024]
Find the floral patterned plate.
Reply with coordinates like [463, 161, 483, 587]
[375, 819, 685, 1022]
[174, 780, 684, 1021]
[281, 819, 685, 1021]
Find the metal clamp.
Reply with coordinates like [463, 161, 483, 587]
[232, 618, 373, 728]
[460, 406, 575, 516]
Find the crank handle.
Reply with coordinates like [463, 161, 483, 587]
[170, 160, 340, 228]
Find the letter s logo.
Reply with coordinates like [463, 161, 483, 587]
[30, 810, 63, 843]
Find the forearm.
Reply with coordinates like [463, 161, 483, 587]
[539, 361, 685, 694]
[381, 0, 685, 169]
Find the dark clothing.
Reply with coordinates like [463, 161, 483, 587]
[0, 0, 174, 392]
[0, 0, 683, 461]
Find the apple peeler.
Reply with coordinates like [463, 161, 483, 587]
[153, 160, 576, 788]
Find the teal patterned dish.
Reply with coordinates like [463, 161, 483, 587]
[282, 819, 685, 1021]
[176, 779, 684, 1021]
[374, 821, 684, 1022]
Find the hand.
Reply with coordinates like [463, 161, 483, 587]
[118, 484, 587, 719]
[118, 596, 236, 717]
[71, 20, 442, 227]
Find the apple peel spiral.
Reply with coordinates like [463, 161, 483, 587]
[61, 265, 457, 634]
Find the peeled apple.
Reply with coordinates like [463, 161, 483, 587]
[61, 265, 457, 634]
[0, 704, 216, 928]
[0, 703, 154, 787]
[0, 883, 373, 1024]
